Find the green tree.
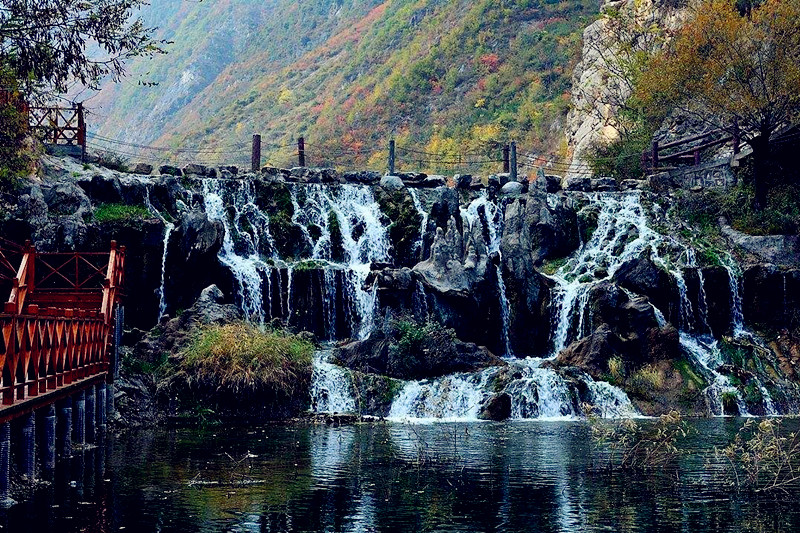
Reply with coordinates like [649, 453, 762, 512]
[0, 0, 167, 98]
[636, 0, 800, 209]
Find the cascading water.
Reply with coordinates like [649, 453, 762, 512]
[202, 179, 274, 323]
[462, 193, 512, 356]
[546, 193, 676, 356]
[158, 222, 175, 321]
[289, 184, 391, 340]
[310, 350, 357, 414]
[408, 188, 430, 260]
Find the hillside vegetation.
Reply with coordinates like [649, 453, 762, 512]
[92, 0, 599, 172]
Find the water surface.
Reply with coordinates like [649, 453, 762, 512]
[3, 419, 797, 532]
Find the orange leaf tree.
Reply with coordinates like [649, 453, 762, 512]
[635, 0, 800, 208]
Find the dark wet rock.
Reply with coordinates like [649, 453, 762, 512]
[219, 165, 238, 175]
[164, 210, 226, 317]
[591, 178, 618, 192]
[419, 175, 447, 188]
[343, 170, 381, 185]
[565, 176, 591, 192]
[336, 320, 504, 381]
[743, 265, 800, 330]
[159, 165, 182, 177]
[613, 252, 678, 324]
[454, 174, 473, 189]
[501, 181, 525, 196]
[133, 163, 153, 175]
[77, 174, 123, 204]
[478, 393, 512, 421]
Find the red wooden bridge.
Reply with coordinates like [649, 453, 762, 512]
[0, 239, 124, 425]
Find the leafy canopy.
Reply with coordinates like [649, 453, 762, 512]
[0, 0, 167, 98]
[635, 0, 800, 138]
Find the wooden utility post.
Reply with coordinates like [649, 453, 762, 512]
[297, 137, 306, 167]
[77, 103, 86, 162]
[651, 140, 659, 169]
[503, 144, 510, 173]
[388, 139, 396, 175]
[733, 119, 740, 155]
[251, 134, 261, 172]
[510, 141, 517, 182]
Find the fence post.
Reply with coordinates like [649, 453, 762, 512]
[510, 141, 517, 182]
[77, 102, 86, 162]
[297, 137, 306, 167]
[251, 134, 261, 173]
[388, 139, 395, 175]
[651, 141, 659, 169]
[503, 144, 510, 173]
[733, 119, 740, 155]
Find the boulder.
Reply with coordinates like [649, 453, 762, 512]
[500, 181, 525, 196]
[419, 175, 447, 188]
[478, 393, 512, 421]
[544, 175, 562, 193]
[183, 164, 208, 176]
[564, 176, 591, 192]
[613, 252, 677, 323]
[78, 174, 123, 204]
[721, 222, 800, 267]
[219, 165, 238, 175]
[133, 163, 153, 175]
[343, 171, 381, 185]
[621, 179, 646, 190]
[648, 172, 676, 192]
[318, 168, 339, 183]
[591, 178, 619, 192]
[454, 174, 473, 189]
[380, 175, 405, 190]
[159, 165, 182, 177]
[336, 323, 505, 381]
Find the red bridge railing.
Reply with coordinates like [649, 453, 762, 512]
[0, 241, 124, 407]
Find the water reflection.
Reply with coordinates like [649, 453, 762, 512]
[1, 419, 798, 532]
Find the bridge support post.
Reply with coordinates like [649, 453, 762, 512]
[74, 391, 85, 446]
[0, 422, 14, 508]
[42, 405, 56, 478]
[59, 398, 72, 459]
[106, 383, 115, 420]
[86, 387, 96, 444]
[21, 412, 35, 482]
[97, 384, 107, 433]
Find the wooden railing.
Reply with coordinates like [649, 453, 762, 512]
[28, 104, 86, 148]
[0, 242, 124, 406]
[644, 124, 741, 171]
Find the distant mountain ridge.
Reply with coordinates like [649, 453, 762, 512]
[92, 0, 599, 172]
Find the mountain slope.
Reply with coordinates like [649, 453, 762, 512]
[92, 0, 600, 172]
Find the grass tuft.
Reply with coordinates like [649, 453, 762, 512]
[179, 322, 314, 396]
[94, 203, 152, 223]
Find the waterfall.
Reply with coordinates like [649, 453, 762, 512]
[463, 193, 512, 356]
[696, 269, 711, 334]
[679, 333, 749, 416]
[408, 188, 429, 260]
[546, 193, 673, 356]
[386, 358, 637, 422]
[157, 222, 175, 321]
[290, 184, 391, 339]
[724, 263, 746, 336]
[202, 179, 273, 323]
[310, 351, 357, 414]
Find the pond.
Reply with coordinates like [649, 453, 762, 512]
[2, 419, 798, 532]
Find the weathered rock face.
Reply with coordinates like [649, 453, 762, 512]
[743, 265, 800, 331]
[613, 252, 679, 325]
[565, 0, 689, 174]
[163, 210, 226, 317]
[722, 223, 800, 267]
[683, 266, 733, 337]
[557, 281, 680, 378]
[336, 319, 504, 381]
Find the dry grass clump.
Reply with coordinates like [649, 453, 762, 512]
[180, 322, 314, 396]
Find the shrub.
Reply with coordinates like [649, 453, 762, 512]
[592, 411, 689, 471]
[718, 418, 800, 494]
[0, 66, 32, 190]
[631, 365, 664, 391]
[608, 356, 625, 382]
[93, 203, 152, 223]
[179, 322, 314, 396]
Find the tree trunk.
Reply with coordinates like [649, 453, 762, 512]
[750, 132, 770, 211]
